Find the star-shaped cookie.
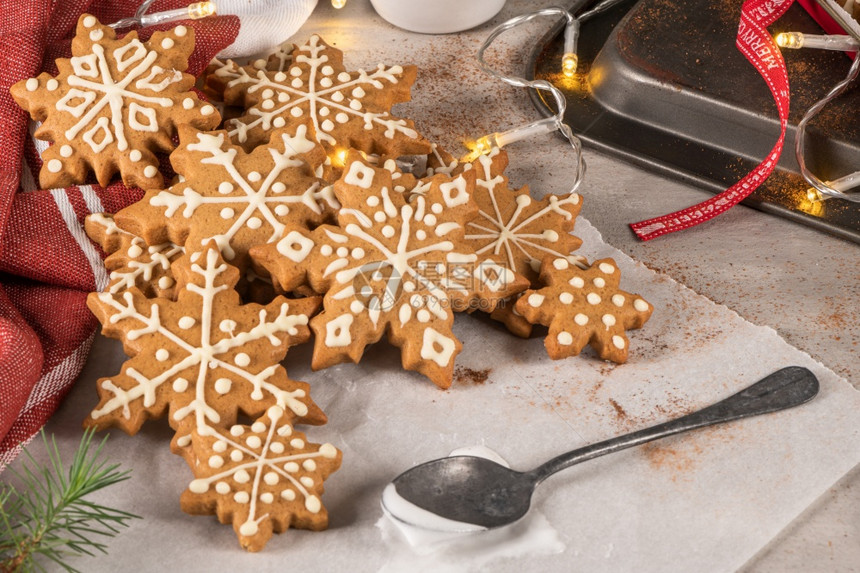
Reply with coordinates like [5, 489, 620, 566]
[11, 14, 220, 189]
[252, 153, 529, 388]
[514, 257, 653, 363]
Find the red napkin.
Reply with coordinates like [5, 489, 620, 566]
[0, 0, 239, 469]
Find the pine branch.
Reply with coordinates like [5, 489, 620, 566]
[0, 430, 139, 573]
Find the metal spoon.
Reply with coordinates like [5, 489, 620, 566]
[384, 366, 819, 531]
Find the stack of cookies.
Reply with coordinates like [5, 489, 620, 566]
[12, 15, 652, 552]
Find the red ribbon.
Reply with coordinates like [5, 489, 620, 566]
[629, 0, 794, 241]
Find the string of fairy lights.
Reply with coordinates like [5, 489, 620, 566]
[776, 30, 860, 203]
[115, 1, 859, 205]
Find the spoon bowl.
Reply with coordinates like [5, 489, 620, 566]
[384, 366, 819, 531]
[390, 456, 535, 529]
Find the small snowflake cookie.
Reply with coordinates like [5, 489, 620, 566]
[84, 243, 327, 454]
[514, 257, 653, 363]
[251, 152, 529, 388]
[11, 14, 220, 190]
[207, 35, 432, 162]
[180, 405, 342, 552]
[85, 213, 184, 298]
[114, 123, 337, 271]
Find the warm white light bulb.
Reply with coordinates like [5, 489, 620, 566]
[188, 1, 216, 19]
[332, 0, 347, 8]
[562, 53, 578, 77]
[775, 31, 860, 51]
[775, 32, 801, 49]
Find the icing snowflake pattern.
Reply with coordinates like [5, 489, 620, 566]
[252, 153, 528, 388]
[206, 42, 295, 97]
[462, 149, 584, 284]
[181, 406, 341, 552]
[84, 244, 326, 448]
[209, 35, 431, 158]
[86, 213, 184, 298]
[515, 257, 653, 363]
[116, 124, 337, 270]
[10, 14, 220, 189]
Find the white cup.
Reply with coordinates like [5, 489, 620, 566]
[369, 0, 507, 34]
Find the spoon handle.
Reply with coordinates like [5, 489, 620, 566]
[527, 366, 819, 484]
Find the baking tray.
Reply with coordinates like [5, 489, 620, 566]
[527, 0, 860, 243]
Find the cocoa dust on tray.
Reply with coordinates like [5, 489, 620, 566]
[453, 366, 492, 385]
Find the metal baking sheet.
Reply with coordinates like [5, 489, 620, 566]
[527, 0, 860, 243]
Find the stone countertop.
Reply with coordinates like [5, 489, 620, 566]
[306, 0, 857, 570]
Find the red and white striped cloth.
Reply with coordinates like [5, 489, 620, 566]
[0, 0, 238, 470]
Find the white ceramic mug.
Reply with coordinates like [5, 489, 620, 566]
[369, 0, 507, 34]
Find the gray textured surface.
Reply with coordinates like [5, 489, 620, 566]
[303, 0, 859, 570]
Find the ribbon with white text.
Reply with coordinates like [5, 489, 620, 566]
[629, 0, 793, 241]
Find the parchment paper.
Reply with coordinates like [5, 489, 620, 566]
[18, 217, 860, 572]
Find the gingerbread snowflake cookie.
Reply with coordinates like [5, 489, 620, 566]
[514, 257, 653, 363]
[86, 213, 184, 298]
[114, 123, 337, 271]
[208, 35, 432, 160]
[461, 148, 584, 284]
[84, 243, 326, 453]
[252, 153, 529, 388]
[181, 405, 341, 552]
[11, 14, 220, 190]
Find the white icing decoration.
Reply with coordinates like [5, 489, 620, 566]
[559, 292, 573, 304]
[25, 78, 38, 91]
[599, 262, 616, 274]
[420, 328, 456, 368]
[574, 313, 588, 325]
[161, 37, 174, 49]
[570, 277, 584, 288]
[129, 149, 142, 162]
[214, 35, 420, 147]
[214, 378, 232, 394]
[344, 160, 375, 188]
[62, 40, 180, 153]
[557, 331, 573, 345]
[593, 277, 606, 288]
[276, 231, 315, 263]
[464, 151, 583, 275]
[325, 314, 353, 347]
[144, 165, 158, 178]
[83, 15, 97, 27]
[602, 314, 616, 327]
[89, 247, 316, 474]
[634, 299, 649, 312]
[47, 159, 62, 173]
[612, 335, 626, 349]
[150, 128, 337, 261]
[178, 316, 196, 329]
[439, 177, 469, 207]
[528, 294, 544, 307]
[612, 294, 625, 307]
[586, 293, 601, 305]
[175, 25, 187, 37]
[60, 145, 73, 157]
